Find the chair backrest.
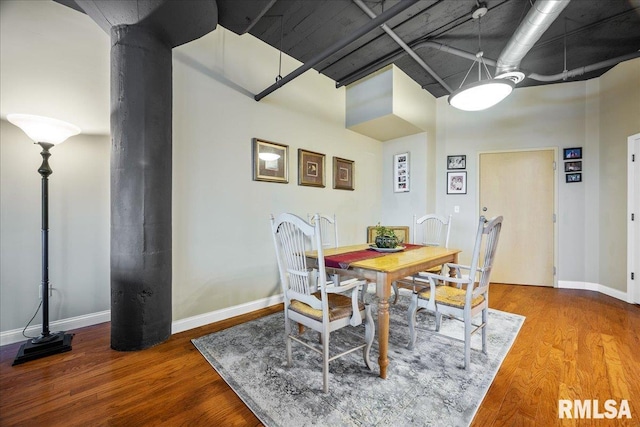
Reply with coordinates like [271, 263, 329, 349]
[468, 215, 503, 298]
[307, 213, 338, 249]
[271, 213, 328, 308]
[366, 225, 410, 244]
[413, 214, 452, 247]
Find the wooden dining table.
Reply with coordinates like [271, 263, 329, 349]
[306, 243, 461, 379]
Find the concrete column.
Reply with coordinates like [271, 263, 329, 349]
[110, 24, 172, 351]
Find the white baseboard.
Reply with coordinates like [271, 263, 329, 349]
[0, 295, 285, 347]
[557, 280, 628, 302]
[171, 294, 283, 334]
[0, 310, 111, 347]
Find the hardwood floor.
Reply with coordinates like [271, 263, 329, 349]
[1, 284, 638, 426]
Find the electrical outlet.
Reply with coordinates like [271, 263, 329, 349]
[454, 205, 460, 213]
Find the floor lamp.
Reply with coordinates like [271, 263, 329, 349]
[7, 114, 80, 366]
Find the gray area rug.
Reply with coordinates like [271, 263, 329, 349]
[192, 295, 525, 427]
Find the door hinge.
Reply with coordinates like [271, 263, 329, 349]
[632, 213, 635, 221]
[554, 266, 557, 276]
[632, 272, 635, 280]
[633, 154, 636, 162]
[553, 213, 557, 223]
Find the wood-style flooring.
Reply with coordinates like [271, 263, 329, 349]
[1, 284, 638, 426]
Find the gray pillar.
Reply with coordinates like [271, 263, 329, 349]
[110, 24, 172, 351]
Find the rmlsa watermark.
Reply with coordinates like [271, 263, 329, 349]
[559, 399, 632, 419]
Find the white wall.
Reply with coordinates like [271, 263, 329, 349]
[0, 121, 110, 332]
[598, 58, 640, 291]
[433, 58, 640, 292]
[171, 27, 384, 320]
[435, 80, 593, 269]
[0, 0, 110, 134]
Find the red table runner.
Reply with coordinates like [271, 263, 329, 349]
[324, 244, 423, 269]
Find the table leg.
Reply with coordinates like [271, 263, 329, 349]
[447, 253, 459, 285]
[376, 272, 390, 379]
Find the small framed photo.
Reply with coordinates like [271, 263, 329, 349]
[566, 173, 582, 183]
[447, 155, 466, 170]
[333, 157, 354, 191]
[564, 161, 582, 172]
[447, 171, 467, 194]
[393, 152, 409, 193]
[298, 149, 325, 187]
[252, 138, 288, 183]
[563, 147, 582, 160]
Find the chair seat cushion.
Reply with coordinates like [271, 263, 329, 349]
[417, 285, 485, 308]
[289, 291, 363, 322]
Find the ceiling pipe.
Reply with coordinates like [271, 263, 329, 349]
[254, 0, 419, 101]
[241, 0, 278, 34]
[341, 0, 634, 90]
[527, 50, 640, 82]
[352, 0, 453, 93]
[336, 40, 496, 89]
[495, 0, 571, 78]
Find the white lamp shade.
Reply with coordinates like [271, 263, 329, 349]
[7, 114, 81, 144]
[448, 79, 515, 111]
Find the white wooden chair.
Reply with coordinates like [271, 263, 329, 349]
[271, 213, 375, 393]
[392, 213, 452, 303]
[407, 215, 502, 369]
[307, 213, 338, 249]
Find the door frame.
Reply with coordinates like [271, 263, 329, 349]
[477, 147, 559, 287]
[628, 133, 640, 304]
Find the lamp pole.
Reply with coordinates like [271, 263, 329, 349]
[8, 114, 79, 365]
[33, 142, 54, 343]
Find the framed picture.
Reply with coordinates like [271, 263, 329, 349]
[566, 172, 582, 183]
[252, 138, 288, 183]
[563, 147, 582, 160]
[393, 152, 409, 193]
[447, 171, 467, 194]
[447, 155, 466, 170]
[298, 149, 325, 187]
[564, 160, 582, 172]
[333, 157, 354, 191]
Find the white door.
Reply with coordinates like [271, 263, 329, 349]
[629, 133, 640, 304]
[479, 149, 556, 286]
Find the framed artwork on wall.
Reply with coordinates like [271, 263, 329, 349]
[566, 172, 582, 183]
[447, 171, 467, 194]
[447, 155, 466, 170]
[564, 160, 582, 172]
[333, 157, 354, 190]
[298, 149, 325, 187]
[252, 138, 288, 183]
[393, 152, 409, 192]
[563, 147, 582, 160]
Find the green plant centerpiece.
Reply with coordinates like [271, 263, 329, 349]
[374, 223, 399, 249]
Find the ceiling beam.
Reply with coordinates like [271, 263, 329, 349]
[254, 0, 420, 101]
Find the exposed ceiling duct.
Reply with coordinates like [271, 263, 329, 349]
[495, 0, 571, 83]
[448, 0, 572, 110]
[216, 0, 639, 99]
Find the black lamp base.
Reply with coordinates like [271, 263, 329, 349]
[12, 332, 73, 366]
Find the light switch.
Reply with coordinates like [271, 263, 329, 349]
[454, 206, 460, 213]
